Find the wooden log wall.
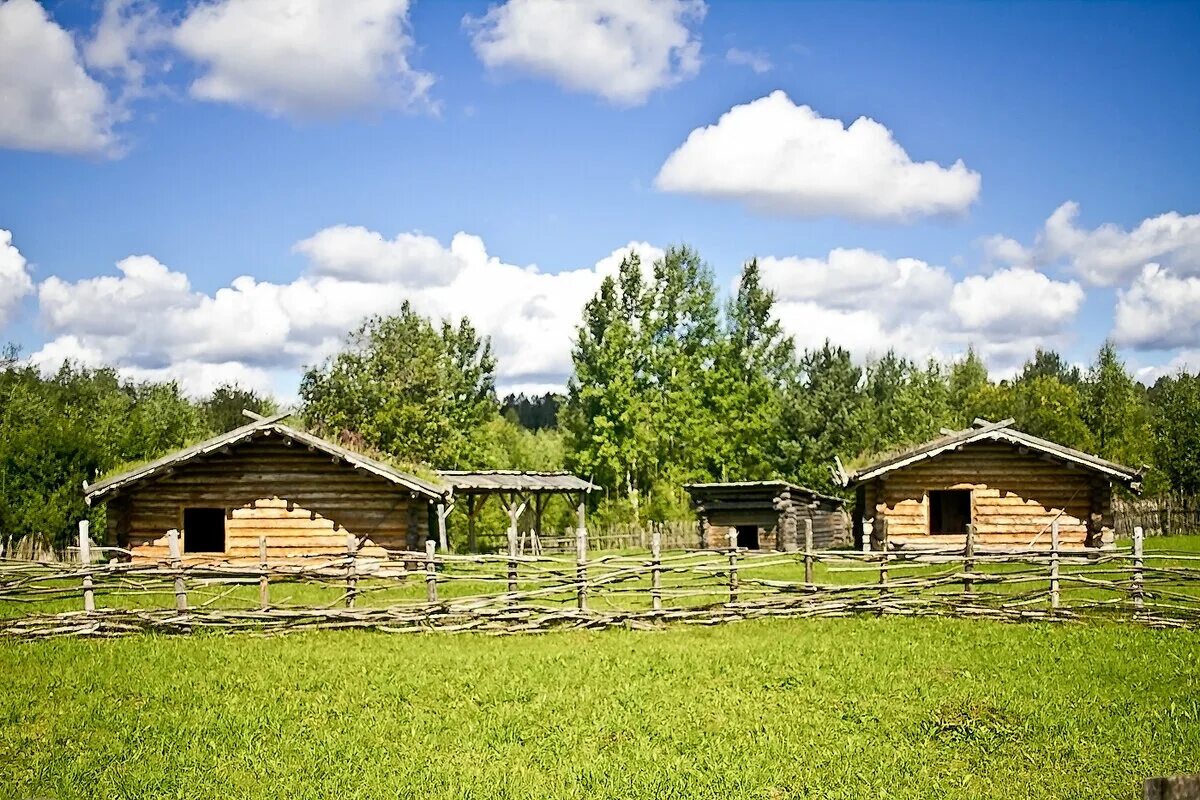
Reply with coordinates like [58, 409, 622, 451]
[861, 442, 1112, 549]
[111, 435, 430, 561]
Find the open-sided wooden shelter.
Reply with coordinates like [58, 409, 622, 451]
[84, 413, 447, 561]
[844, 418, 1145, 550]
[684, 481, 848, 551]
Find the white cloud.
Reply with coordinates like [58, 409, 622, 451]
[293, 226, 470, 285]
[466, 0, 704, 106]
[84, 0, 168, 97]
[33, 229, 664, 396]
[654, 91, 981, 221]
[724, 47, 770, 73]
[1112, 263, 1200, 351]
[1039, 201, 1200, 287]
[0, 230, 35, 326]
[759, 248, 1082, 371]
[173, 0, 435, 117]
[0, 0, 119, 155]
[951, 268, 1084, 336]
[986, 202, 1200, 287]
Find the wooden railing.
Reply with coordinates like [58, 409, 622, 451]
[0, 523, 1196, 639]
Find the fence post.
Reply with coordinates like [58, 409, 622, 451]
[1133, 525, 1144, 613]
[425, 539, 438, 604]
[862, 519, 872, 553]
[650, 529, 663, 612]
[803, 518, 814, 587]
[507, 525, 518, 595]
[576, 524, 589, 612]
[1049, 521, 1060, 611]
[345, 532, 357, 609]
[963, 523, 975, 596]
[167, 528, 187, 612]
[78, 520, 95, 613]
[728, 528, 739, 604]
[258, 535, 270, 610]
[878, 518, 889, 614]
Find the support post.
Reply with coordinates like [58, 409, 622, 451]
[1133, 525, 1145, 612]
[650, 529, 662, 612]
[878, 517, 889, 613]
[575, 523, 588, 612]
[258, 535, 270, 610]
[506, 522, 518, 595]
[78, 520, 95, 613]
[1049, 521, 1060, 611]
[345, 532, 357, 609]
[425, 539, 438, 604]
[862, 519, 873, 553]
[803, 517, 815, 587]
[963, 523, 975, 596]
[728, 528, 739, 604]
[436, 501, 449, 552]
[167, 528, 187, 612]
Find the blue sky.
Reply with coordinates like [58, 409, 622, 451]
[2, 0, 1199, 399]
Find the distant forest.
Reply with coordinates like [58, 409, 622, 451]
[4, 246, 1200, 548]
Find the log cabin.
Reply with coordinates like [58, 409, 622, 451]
[684, 481, 848, 551]
[84, 413, 448, 562]
[844, 418, 1145, 550]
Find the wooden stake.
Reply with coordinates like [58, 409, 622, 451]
[258, 535, 269, 610]
[1049, 521, 1060, 610]
[1133, 525, 1145, 612]
[803, 518, 814, 587]
[345, 532, 357, 609]
[436, 502, 449, 552]
[576, 524, 588, 612]
[167, 528, 187, 612]
[650, 529, 662, 612]
[507, 523, 518, 595]
[78, 520, 95, 613]
[728, 528, 739, 604]
[425, 539, 438, 604]
[878, 518, 889, 614]
[963, 523, 976, 596]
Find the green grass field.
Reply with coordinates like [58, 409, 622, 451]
[2, 615, 1197, 799]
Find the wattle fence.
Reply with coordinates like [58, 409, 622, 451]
[1, 522, 1197, 639]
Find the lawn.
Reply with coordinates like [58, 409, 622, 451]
[1, 616, 1197, 799]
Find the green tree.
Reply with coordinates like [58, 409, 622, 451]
[1082, 342, 1148, 464]
[299, 302, 497, 467]
[948, 347, 990, 427]
[1149, 372, 1200, 494]
[203, 383, 279, 433]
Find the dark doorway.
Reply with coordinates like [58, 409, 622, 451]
[735, 525, 760, 549]
[928, 490, 971, 534]
[183, 507, 226, 553]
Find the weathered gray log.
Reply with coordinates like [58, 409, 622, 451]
[345, 532, 357, 609]
[258, 535, 269, 610]
[1134, 525, 1145, 612]
[650, 529, 663, 612]
[425, 539, 438, 604]
[1050, 521, 1060, 610]
[728, 529, 739, 604]
[1144, 775, 1200, 800]
[79, 520, 95, 613]
[963, 523, 976, 595]
[576, 524, 588, 612]
[167, 528, 187, 612]
[804, 518, 814, 586]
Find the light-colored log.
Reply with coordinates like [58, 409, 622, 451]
[650, 529, 662, 612]
[258, 535, 269, 609]
[425, 539, 438, 604]
[78, 520, 95, 613]
[1049, 521, 1060, 610]
[167, 528, 187, 611]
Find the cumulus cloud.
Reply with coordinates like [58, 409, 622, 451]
[173, 0, 435, 117]
[759, 248, 1083, 371]
[724, 47, 770, 73]
[1112, 264, 1200, 351]
[0, 0, 119, 155]
[33, 228, 663, 396]
[986, 202, 1200, 287]
[0, 230, 35, 326]
[84, 0, 169, 98]
[293, 226, 471, 285]
[466, 0, 704, 105]
[655, 91, 981, 221]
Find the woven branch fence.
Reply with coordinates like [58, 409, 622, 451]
[1, 523, 1197, 640]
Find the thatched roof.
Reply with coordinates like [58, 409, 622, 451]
[84, 413, 448, 504]
[437, 470, 596, 494]
[846, 418, 1145, 491]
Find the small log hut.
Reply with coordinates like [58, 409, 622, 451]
[435, 470, 596, 554]
[84, 413, 448, 561]
[844, 418, 1145, 550]
[84, 414, 599, 561]
[684, 481, 848, 551]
